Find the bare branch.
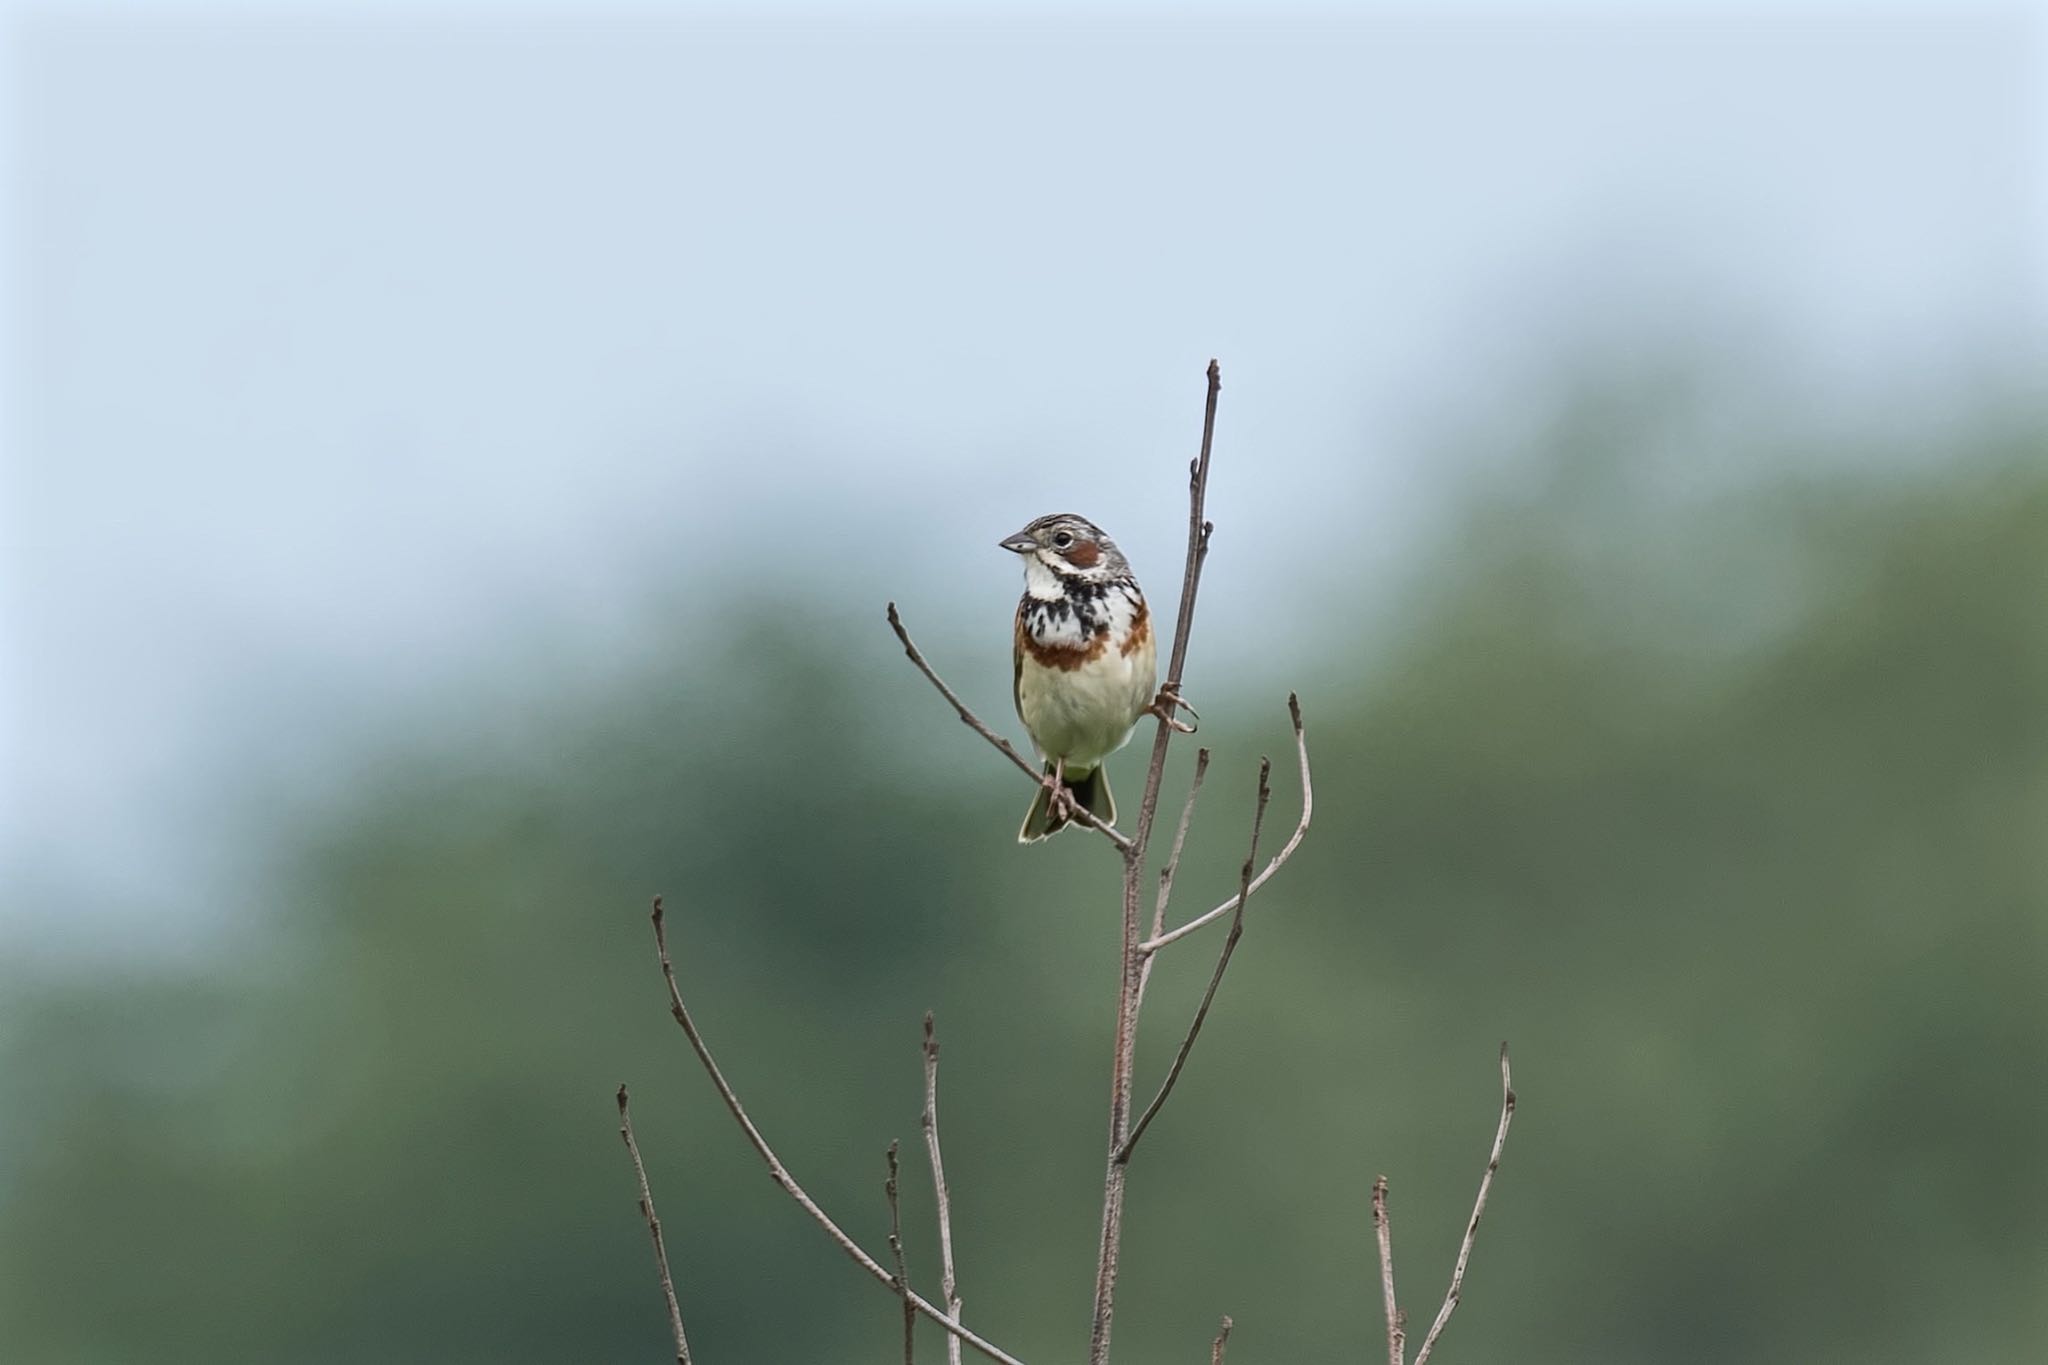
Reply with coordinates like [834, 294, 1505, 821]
[1152, 746, 1212, 939]
[887, 1140, 915, 1365]
[886, 602, 1131, 850]
[1372, 1175, 1403, 1365]
[1116, 757, 1271, 1165]
[617, 1085, 693, 1365]
[1142, 693, 1312, 954]
[649, 898, 1027, 1365]
[1412, 1044, 1518, 1365]
[1131, 358, 1223, 855]
[1090, 359, 1224, 1365]
[1133, 746, 1211, 1015]
[921, 1012, 966, 1365]
[1210, 1314, 1234, 1364]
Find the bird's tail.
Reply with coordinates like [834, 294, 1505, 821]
[1018, 764, 1116, 843]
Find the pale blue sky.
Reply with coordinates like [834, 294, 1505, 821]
[3, 3, 2043, 944]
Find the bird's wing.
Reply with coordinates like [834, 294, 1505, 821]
[1012, 598, 1027, 725]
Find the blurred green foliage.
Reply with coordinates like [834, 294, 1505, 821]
[4, 396, 2045, 1364]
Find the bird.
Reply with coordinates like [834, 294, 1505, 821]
[1001, 512, 1158, 842]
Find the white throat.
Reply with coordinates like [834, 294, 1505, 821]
[1022, 555, 1067, 601]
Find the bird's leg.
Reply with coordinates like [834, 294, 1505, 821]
[1148, 682, 1200, 734]
[1042, 756, 1075, 824]
[1051, 757, 1077, 823]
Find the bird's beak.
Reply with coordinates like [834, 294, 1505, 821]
[999, 531, 1039, 554]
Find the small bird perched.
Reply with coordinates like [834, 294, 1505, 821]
[1002, 513, 1158, 842]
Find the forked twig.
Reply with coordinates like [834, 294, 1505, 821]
[1115, 757, 1271, 1165]
[886, 603, 1132, 851]
[1152, 747, 1212, 940]
[649, 898, 1026, 1365]
[1210, 1314, 1234, 1364]
[887, 1140, 915, 1365]
[921, 1012, 965, 1365]
[1372, 1175, 1403, 1365]
[1089, 360, 1224, 1365]
[1133, 746, 1211, 1013]
[617, 1085, 693, 1365]
[1411, 1045, 1518, 1365]
[1142, 693, 1312, 953]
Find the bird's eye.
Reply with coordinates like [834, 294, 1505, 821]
[1053, 531, 1075, 549]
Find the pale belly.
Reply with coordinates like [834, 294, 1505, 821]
[1017, 636, 1157, 772]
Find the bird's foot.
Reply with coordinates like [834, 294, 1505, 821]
[1042, 763, 1076, 824]
[1148, 684, 1200, 734]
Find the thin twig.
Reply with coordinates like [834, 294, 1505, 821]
[1089, 359, 1223, 1365]
[1372, 1175, 1403, 1365]
[1151, 746, 1212, 940]
[1136, 360, 1224, 847]
[617, 1085, 693, 1365]
[921, 1012, 965, 1365]
[1142, 693, 1312, 953]
[1116, 757, 1271, 1165]
[1133, 746, 1211, 1013]
[1412, 1044, 1518, 1365]
[649, 898, 1027, 1365]
[1210, 1314, 1234, 1364]
[887, 1140, 915, 1365]
[887, 602, 1131, 850]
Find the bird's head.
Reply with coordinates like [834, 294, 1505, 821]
[1000, 513, 1129, 597]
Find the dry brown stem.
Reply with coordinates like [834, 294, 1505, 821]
[1411, 1045, 1517, 1365]
[1086, 359, 1225, 1365]
[887, 1140, 915, 1365]
[617, 1085, 693, 1365]
[1133, 745, 1211, 1014]
[1116, 756, 1271, 1165]
[647, 898, 1026, 1365]
[1142, 693, 1312, 954]
[1210, 1315, 1234, 1364]
[921, 1012, 965, 1365]
[1372, 1175, 1403, 1365]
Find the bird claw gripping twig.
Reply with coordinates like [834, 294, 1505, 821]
[1041, 760, 1078, 824]
[1148, 684, 1200, 734]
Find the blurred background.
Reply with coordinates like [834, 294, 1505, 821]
[3, 3, 2045, 1362]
